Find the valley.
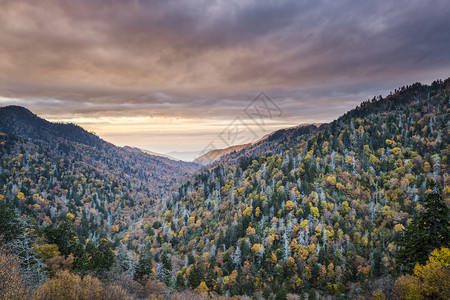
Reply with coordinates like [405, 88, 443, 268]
[1, 79, 449, 299]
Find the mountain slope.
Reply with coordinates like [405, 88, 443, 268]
[0, 105, 199, 177]
[194, 143, 252, 165]
[194, 124, 323, 166]
[1, 79, 449, 298]
[211, 123, 321, 169]
[0, 106, 200, 239]
[135, 78, 449, 297]
[0, 106, 109, 149]
[122, 146, 178, 161]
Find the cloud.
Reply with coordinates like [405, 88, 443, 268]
[0, 0, 449, 152]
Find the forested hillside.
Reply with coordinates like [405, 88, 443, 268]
[1, 79, 449, 299]
[137, 79, 449, 298]
[0, 107, 199, 269]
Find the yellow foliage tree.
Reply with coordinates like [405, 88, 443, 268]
[66, 213, 75, 221]
[299, 219, 309, 230]
[255, 207, 261, 217]
[369, 154, 380, 165]
[286, 257, 296, 270]
[243, 206, 252, 216]
[326, 176, 337, 186]
[310, 206, 319, 220]
[285, 200, 295, 211]
[226, 270, 238, 287]
[394, 248, 450, 299]
[36, 271, 104, 300]
[246, 226, 256, 236]
[341, 201, 350, 214]
[385, 139, 396, 146]
[391, 147, 402, 156]
[251, 243, 264, 255]
[268, 252, 277, 264]
[195, 281, 209, 293]
[394, 224, 404, 232]
[34, 244, 61, 262]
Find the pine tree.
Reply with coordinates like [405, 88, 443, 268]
[233, 246, 242, 268]
[175, 272, 186, 290]
[135, 251, 153, 281]
[156, 262, 171, 285]
[155, 251, 172, 285]
[275, 285, 288, 300]
[0, 204, 46, 287]
[188, 262, 202, 289]
[44, 219, 80, 257]
[74, 252, 92, 276]
[116, 244, 135, 278]
[161, 251, 172, 271]
[92, 239, 115, 272]
[0, 202, 24, 244]
[396, 181, 449, 271]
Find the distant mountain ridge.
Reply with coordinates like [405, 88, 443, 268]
[0, 105, 200, 193]
[122, 146, 177, 161]
[209, 123, 321, 168]
[193, 123, 324, 166]
[0, 105, 109, 149]
[194, 143, 252, 165]
[167, 150, 202, 162]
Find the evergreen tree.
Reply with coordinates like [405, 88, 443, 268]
[135, 251, 153, 281]
[396, 181, 449, 271]
[116, 244, 135, 278]
[175, 272, 186, 290]
[188, 262, 202, 289]
[161, 251, 172, 271]
[0, 202, 24, 244]
[74, 252, 92, 276]
[92, 239, 115, 272]
[156, 251, 172, 285]
[275, 286, 288, 300]
[45, 219, 80, 257]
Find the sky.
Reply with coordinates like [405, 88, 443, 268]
[0, 0, 449, 159]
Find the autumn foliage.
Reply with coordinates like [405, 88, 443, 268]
[0, 79, 449, 298]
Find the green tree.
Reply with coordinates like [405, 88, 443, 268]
[0, 202, 24, 244]
[74, 252, 92, 276]
[45, 219, 81, 257]
[175, 272, 186, 290]
[161, 251, 172, 271]
[92, 239, 115, 272]
[275, 285, 288, 300]
[396, 181, 449, 271]
[135, 251, 152, 281]
[188, 262, 202, 289]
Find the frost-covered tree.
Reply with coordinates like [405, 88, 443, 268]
[116, 244, 135, 278]
[233, 246, 241, 267]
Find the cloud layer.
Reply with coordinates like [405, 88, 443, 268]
[1, 0, 449, 153]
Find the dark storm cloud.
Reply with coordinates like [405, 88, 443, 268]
[0, 0, 449, 121]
